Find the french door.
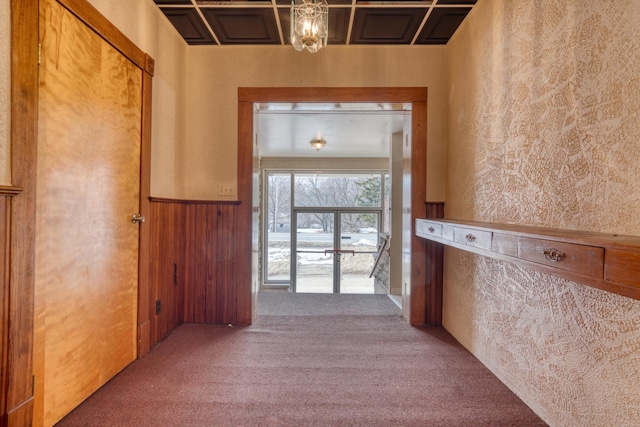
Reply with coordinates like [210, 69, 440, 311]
[293, 209, 380, 293]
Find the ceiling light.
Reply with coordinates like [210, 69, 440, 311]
[291, 0, 328, 53]
[309, 137, 327, 151]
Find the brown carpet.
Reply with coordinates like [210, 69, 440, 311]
[57, 293, 546, 426]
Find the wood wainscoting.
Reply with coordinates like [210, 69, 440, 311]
[148, 199, 242, 347]
[424, 202, 445, 326]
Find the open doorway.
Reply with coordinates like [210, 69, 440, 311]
[263, 171, 388, 294]
[237, 88, 428, 325]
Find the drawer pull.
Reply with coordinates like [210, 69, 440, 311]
[543, 248, 565, 262]
[465, 234, 476, 243]
[428, 227, 435, 233]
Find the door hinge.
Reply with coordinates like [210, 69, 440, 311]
[155, 299, 161, 315]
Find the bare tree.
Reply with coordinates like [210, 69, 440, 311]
[267, 174, 291, 232]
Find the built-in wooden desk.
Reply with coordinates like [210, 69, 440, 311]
[416, 219, 640, 301]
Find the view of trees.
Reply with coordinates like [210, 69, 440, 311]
[267, 173, 386, 233]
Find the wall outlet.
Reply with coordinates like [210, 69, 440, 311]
[218, 184, 235, 196]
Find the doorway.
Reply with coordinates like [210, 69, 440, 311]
[293, 209, 380, 293]
[237, 88, 428, 325]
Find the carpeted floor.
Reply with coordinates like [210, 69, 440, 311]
[57, 293, 546, 426]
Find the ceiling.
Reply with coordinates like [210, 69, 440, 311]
[256, 103, 408, 158]
[154, 0, 477, 46]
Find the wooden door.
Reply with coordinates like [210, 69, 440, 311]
[34, 0, 142, 424]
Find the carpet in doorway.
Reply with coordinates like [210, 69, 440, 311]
[56, 293, 546, 426]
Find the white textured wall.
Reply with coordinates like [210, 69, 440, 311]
[185, 45, 448, 201]
[86, 0, 188, 197]
[0, 1, 10, 185]
[445, 1, 640, 425]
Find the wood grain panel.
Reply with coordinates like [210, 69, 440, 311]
[212, 205, 239, 324]
[237, 100, 254, 325]
[518, 237, 604, 277]
[137, 63, 154, 357]
[1, 196, 9, 421]
[604, 250, 640, 289]
[409, 101, 428, 326]
[148, 200, 242, 334]
[424, 202, 444, 326]
[36, 0, 141, 424]
[149, 201, 185, 345]
[56, 0, 147, 68]
[6, 0, 38, 424]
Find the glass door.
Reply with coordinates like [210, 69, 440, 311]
[294, 211, 336, 293]
[293, 210, 380, 293]
[339, 212, 379, 293]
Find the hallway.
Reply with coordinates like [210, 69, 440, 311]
[57, 293, 545, 426]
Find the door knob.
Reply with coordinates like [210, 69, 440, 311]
[132, 214, 145, 224]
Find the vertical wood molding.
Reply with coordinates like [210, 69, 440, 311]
[409, 100, 428, 326]
[424, 202, 445, 326]
[238, 87, 429, 327]
[137, 66, 153, 358]
[1, 196, 9, 422]
[6, 0, 39, 424]
[236, 101, 254, 325]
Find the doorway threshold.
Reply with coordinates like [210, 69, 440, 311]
[388, 294, 402, 309]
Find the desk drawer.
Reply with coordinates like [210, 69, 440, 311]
[518, 237, 604, 277]
[416, 219, 442, 238]
[453, 227, 492, 250]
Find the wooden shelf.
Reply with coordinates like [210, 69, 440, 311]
[416, 219, 640, 301]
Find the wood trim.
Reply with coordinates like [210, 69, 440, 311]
[237, 87, 429, 326]
[0, 186, 23, 196]
[137, 64, 153, 358]
[424, 202, 444, 326]
[6, 0, 39, 424]
[55, 0, 147, 69]
[7, 0, 154, 423]
[149, 197, 241, 205]
[416, 219, 640, 302]
[238, 87, 429, 103]
[1, 197, 9, 422]
[236, 101, 254, 325]
[409, 101, 428, 326]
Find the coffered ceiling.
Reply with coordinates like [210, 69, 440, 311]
[154, 0, 476, 46]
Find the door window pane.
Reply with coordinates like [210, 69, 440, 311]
[294, 173, 383, 208]
[266, 173, 291, 281]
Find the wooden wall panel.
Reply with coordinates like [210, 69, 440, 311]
[1, 195, 9, 422]
[149, 201, 185, 346]
[148, 199, 241, 345]
[7, 0, 39, 424]
[211, 204, 239, 324]
[425, 202, 445, 326]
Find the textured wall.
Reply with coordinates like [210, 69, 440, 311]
[0, 1, 10, 185]
[185, 45, 448, 201]
[445, 1, 640, 425]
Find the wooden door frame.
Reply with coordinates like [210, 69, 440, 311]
[237, 88, 428, 325]
[8, 0, 153, 423]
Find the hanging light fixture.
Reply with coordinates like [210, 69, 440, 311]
[291, 0, 329, 53]
[309, 137, 327, 151]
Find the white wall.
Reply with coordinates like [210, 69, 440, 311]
[185, 45, 449, 202]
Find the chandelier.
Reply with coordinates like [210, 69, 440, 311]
[290, 0, 329, 53]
